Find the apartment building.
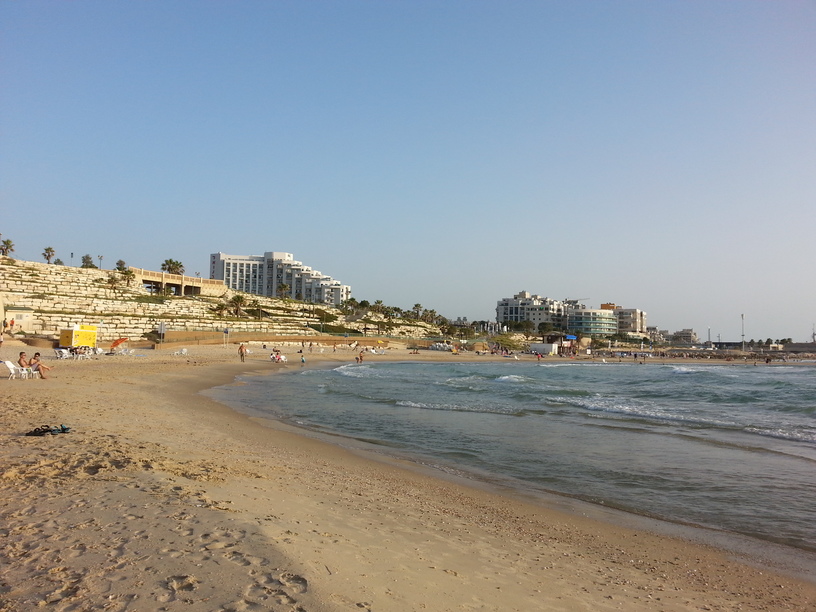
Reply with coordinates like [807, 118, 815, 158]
[600, 303, 648, 336]
[497, 292, 649, 338]
[210, 251, 351, 306]
[566, 308, 618, 337]
[496, 291, 567, 329]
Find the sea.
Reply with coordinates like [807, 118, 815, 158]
[205, 359, 816, 561]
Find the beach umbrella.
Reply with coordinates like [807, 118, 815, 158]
[110, 338, 128, 350]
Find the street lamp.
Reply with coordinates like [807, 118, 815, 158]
[98, 255, 103, 269]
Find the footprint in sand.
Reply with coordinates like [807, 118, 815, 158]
[157, 574, 199, 602]
[278, 571, 308, 593]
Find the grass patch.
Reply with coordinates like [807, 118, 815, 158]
[133, 295, 167, 305]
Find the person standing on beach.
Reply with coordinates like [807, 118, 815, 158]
[238, 343, 247, 362]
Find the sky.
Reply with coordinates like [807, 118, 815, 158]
[2, 1, 815, 342]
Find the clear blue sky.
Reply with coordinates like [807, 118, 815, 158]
[2, 1, 814, 341]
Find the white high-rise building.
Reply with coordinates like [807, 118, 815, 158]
[210, 251, 351, 306]
[496, 291, 568, 329]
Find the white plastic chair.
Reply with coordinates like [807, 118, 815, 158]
[54, 349, 71, 359]
[4, 361, 37, 379]
[172, 348, 188, 356]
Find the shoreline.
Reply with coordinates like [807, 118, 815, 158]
[2, 342, 815, 610]
[208, 358, 816, 581]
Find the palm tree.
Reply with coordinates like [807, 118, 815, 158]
[161, 259, 185, 275]
[276, 283, 290, 299]
[341, 297, 359, 314]
[228, 294, 246, 316]
[42, 246, 55, 264]
[211, 301, 229, 317]
[0, 239, 15, 256]
[412, 303, 423, 319]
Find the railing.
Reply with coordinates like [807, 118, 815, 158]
[129, 268, 224, 287]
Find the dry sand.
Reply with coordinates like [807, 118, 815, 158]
[1, 340, 815, 611]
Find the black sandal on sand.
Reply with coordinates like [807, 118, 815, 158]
[25, 425, 52, 437]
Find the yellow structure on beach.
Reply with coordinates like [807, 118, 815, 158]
[59, 324, 98, 348]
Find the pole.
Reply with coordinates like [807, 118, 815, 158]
[741, 314, 745, 352]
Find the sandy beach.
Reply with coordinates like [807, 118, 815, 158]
[2, 340, 815, 611]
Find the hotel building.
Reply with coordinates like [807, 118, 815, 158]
[210, 251, 351, 306]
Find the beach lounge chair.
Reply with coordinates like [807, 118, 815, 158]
[54, 348, 71, 359]
[172, 348, 188, 356]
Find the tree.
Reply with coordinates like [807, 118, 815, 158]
[228, 294, 246, 316]
[0, 239, 15, 256]
[249, 299, 263, 319]
[81, 254, 97, 268]
[412, 304, 423, 319]
[518, 320, 535, 338]
[538, 322, 554, 341]
[276, 283, 291, 299]
[342, 297, 358, 313]
[211, 301, 228, 317]
[161, 259, 184, 275]
[54, 258, 64, 266]
[105, 272, 120, 292]
[42, 246, 55, 264]
[120, 269, 136, 286]
[115, 259, 127, 271]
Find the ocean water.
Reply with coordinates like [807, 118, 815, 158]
[206, 361, 816, 554]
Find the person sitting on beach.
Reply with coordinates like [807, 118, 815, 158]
[17, 351, 47, 379]
[28, 352, 52, 379]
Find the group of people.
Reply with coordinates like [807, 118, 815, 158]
[17, 351, 52, 379]
[269, 351, 288, 363]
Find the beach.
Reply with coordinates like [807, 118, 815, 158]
[2, 341, 815, 611]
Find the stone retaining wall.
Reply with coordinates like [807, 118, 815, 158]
[0, 258, 441, 342]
